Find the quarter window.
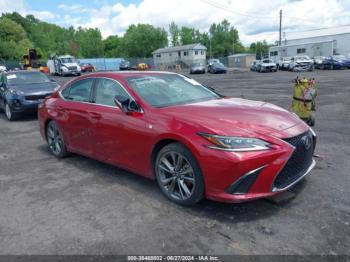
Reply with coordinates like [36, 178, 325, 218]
[95, 78, 130, 107]
[61, 78, 94, 102]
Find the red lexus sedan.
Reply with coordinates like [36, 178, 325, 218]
[38, 71, 316, 205]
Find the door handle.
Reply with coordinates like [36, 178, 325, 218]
[88, 112, 101, 119]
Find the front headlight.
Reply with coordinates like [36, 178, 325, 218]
[198, 133, 271, 152]
[61, 66, 68, 72]
[9, 89, 18, 95]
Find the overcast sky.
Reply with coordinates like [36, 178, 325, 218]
[1, 0, 350, 45]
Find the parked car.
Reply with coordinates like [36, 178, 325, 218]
[208, 62, 227, 74]
[250, 60, 259, 71]
[119, 60, 130, 70]
[278, 57, 292, 70]
[0, 65, 7, 72]
[207, 58, 220, 67]
[38, 71, 316, 205]
[257, 59, 277, 72]
[289, 56, 314, 71]
[190, 62, 206, 74]
[80, 63, 95, 72]
[321, 55, 350, 70]
[0, 70, 60, 121]
[313, 56, 326, 69]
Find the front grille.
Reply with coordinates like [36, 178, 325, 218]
[68, 66, 77, 70]
[273, 131, 315, 190]
[25, 94, 52, 101]
[296, 63, 311, 67]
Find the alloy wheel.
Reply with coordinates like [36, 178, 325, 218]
[46, 122, 64, 156]
[157, 151, 195, 201]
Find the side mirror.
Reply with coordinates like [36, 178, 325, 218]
[114, 95, 130, 113]
[114, 95, 141, 114]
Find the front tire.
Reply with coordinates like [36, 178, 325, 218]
[4, 102, 18, 121]
[155, 143, 204, 205]
[46, 121, 69, 158]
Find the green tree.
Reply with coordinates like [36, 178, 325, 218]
[0, 17, 32, 59]
[180, 26, 196, 45]
[75, 27, 104, 58]
[104, 35, 126, 57]
[123, 24, 168, 57]
[249, 40, 269, 59]
[208, 19, 244, 57]
[169, 22, 180, 46]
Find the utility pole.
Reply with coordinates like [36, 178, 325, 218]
[232, 32, 235, 55]
[279, 9, 282, 46]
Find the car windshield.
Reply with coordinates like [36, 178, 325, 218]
[214, 62, 225, 68]
[126, 74, 220, 108]
[295, 56, 310, 60]
[6, 71, 50, 85]
[262, 59, 273, 63]
[283, 57, 291, 61]
[333, 55, 345, 61]
[60, 58, 75, 63]
[191, 63, 203, 67]
[208, 59, 219, 64]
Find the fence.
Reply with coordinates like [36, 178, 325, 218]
[0, 58, 155, 71]
[1, 60, 22, 70]
[79, 58, 154, 71]
[1, 56, 231, 72]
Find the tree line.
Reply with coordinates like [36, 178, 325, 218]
[0, 12, 271, 60]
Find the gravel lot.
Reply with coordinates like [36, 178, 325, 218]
[0, 69, 349, 255]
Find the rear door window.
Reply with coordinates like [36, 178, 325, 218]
[61, 78, 94, 102]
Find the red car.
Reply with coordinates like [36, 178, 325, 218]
[38, 72, 316, 205]
[79, 63, 95, 72]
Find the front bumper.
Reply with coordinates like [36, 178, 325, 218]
[293, 63, 313, 71]
[62, 71, 80, 75]
[197, 128, 316, 203]
[8, 93, 52, 114]
[191, 69, 205, 74]
[261, 66, 277, 72]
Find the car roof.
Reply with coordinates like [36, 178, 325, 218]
[77, 71, 178, 79]
[4, 70, 43, 75]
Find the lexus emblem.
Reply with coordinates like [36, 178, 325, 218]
[302, 135, 312, 150]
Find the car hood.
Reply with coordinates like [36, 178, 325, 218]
[9, 82, 58, 95]
[161, 98, 308, 138]
[295, 59, 313, 63]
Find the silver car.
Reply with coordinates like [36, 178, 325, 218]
[190, 62, 206, 74]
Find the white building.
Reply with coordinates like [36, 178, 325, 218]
[269, 25, 350, 61]
[152, 43, 206, 69]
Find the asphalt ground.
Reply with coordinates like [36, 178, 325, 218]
[0, 69, 349, 255]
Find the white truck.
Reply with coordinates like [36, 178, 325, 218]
[47, 55, 81, 76]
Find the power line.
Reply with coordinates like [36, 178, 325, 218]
[200, 0, 317, 23]
[201, 0, 277, 19]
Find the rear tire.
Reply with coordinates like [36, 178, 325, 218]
[154, 143, 204, 205]
[46, 121, 69, 158]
